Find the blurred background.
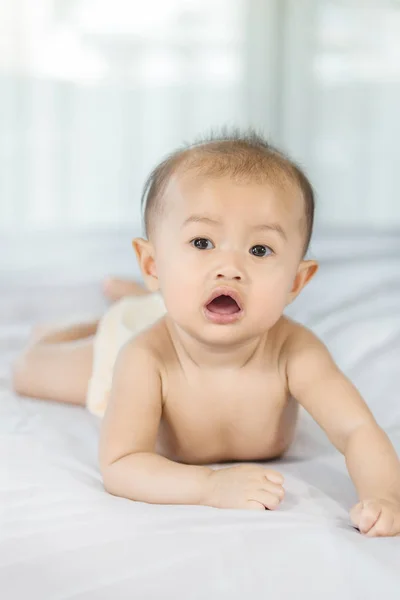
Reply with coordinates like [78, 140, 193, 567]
[1, 0, 400, 278]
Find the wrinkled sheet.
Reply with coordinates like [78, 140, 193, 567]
[1, 228, 400, 599]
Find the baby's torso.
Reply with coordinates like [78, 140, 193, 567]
[146, 317, 299, 464]
[157, 366, 298, 464]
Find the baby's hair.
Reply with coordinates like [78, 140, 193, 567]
[141, 128, 315, 256]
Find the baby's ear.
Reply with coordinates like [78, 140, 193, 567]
[132, 238, 159, 292]
[286, 260, 319, 304]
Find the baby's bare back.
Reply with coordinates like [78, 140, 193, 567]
[144, 317, 299, 464]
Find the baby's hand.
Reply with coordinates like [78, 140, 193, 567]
[350, 498, 400, 537]
[205, 464, 285, 510]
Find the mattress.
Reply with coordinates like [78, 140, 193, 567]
[1, 227, 400, 599]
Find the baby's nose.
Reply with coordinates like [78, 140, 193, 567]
[216, 266, 242, 281]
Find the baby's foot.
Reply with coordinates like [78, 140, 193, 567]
[29, 323, 58, 343]
[102, 277, 148, 302]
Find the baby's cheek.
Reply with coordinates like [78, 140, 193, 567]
[256, 299, 284, 326]
[160, 270, 196, 312]
[252, 282, 287, 320]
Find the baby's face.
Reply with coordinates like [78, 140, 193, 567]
[150, 172, 308, 345]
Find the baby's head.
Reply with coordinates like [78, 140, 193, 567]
[133, 130, 318, 345]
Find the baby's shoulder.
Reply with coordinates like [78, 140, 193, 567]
[271, 317, 333, 390]
[278, 316, 327, 362]
[123, 316, 172, 367]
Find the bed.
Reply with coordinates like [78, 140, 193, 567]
[1, 227, 400, 599]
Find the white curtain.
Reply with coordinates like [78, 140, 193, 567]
[1, 0, 400, 233]
[279, 0, 400, 228]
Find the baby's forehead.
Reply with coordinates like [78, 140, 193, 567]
[163, 168, 304, 224]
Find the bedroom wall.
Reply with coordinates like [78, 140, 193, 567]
[0, 0, 399, 235]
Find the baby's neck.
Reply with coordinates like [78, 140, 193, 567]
[164, 317, 269, 370]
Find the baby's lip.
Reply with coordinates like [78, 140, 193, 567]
[205, 286, 243, 311]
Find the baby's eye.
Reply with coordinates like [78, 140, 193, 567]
[250, 244, 272, 258]
[191, 238, 214, 250]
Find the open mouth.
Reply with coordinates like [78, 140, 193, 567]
[204, 288, 243, 324]
[206, 295, 241, 315]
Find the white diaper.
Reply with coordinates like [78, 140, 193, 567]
[86, 293, 166, 417]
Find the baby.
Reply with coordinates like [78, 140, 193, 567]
[13, 131, 400, 537]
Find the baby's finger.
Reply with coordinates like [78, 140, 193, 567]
[366, 508, 394, 538]
[246, 499, 266, 511]
[350, 502, 363, 529]
[359, 501, 382, 534]
[262, 478, 285, 500]
[264, 469, 284, 484]
[249, 489, 281, 510]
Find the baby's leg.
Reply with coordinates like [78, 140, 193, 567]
[102, 277, 149, 302]
[12, 321, 98, 406]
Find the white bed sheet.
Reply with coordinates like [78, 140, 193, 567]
[1, 228, 400, 599]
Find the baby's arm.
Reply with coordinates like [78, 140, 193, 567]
[99, 340, 285, 510]
[286, 327, 400, 537]
[99, 341, 211, 505]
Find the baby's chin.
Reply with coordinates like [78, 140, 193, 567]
[174, 314, 270, 347]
